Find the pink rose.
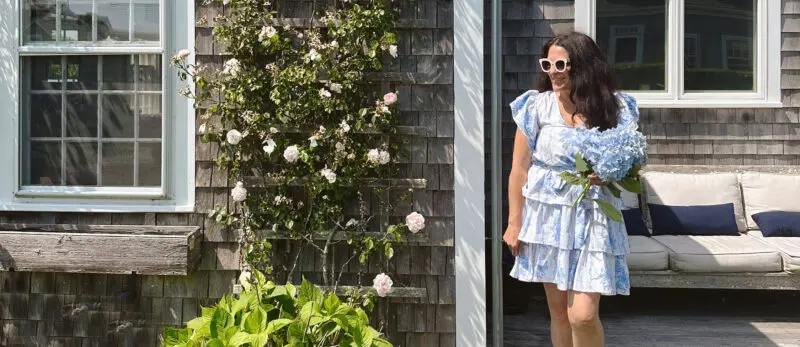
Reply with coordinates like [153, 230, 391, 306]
[405, 212, 425, 233]
[372, 273, 393, 297]
[383, 92, 398, 106]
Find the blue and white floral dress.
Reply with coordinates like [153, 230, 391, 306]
[508, 89, 640, 296]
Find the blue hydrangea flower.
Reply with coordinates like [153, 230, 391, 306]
[569, 126, 647, 182]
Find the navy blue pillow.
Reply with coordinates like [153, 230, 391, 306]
[622, 208, 649, 236]
[752, 211, 800, 237]
[648, 203, 739, 236]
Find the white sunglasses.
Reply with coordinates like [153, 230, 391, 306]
[539, 58, 570, 72]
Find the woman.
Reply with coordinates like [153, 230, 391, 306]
[503, 31, 640, 347]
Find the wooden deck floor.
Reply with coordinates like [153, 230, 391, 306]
[490, 287, 800, 347]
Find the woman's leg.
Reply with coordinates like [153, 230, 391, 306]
[567, 290, 604, 347]
[542, 283, 572, 347]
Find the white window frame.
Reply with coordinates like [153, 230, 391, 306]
[576, 0, 781, 108]
[0, 0, 195, 212]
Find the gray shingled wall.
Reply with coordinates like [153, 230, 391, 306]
[0, 0, 456, 346]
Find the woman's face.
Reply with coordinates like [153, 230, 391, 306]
[541, 44, 571, 92]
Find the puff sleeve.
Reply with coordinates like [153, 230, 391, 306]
[509, 90, 541, 149]
[616, 92, 640, 130]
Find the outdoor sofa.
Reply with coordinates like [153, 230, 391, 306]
[624, 166, 800, 290]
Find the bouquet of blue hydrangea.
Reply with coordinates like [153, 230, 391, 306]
[559, 126, 647, 222]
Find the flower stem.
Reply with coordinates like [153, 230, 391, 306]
[571, 181, 592, 207]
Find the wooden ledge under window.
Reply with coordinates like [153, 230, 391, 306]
[0, 223, 202, 276]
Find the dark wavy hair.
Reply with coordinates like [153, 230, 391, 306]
[536, 31, 620, 130]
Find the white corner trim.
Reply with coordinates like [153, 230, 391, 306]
[454, 0, 485, 344]
[574, 0, 595, 37]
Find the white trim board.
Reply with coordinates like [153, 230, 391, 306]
[454, 0, 486, 343]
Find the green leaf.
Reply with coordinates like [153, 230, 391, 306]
[210, 308, 231, 339]
[559, 171, 589, 186]
[228, 332, 252, 347]
[205, 338, 224, 347]
[243, 306, 263, 333]
[593, 199, 623, 223]
[617, 177, 643, 194]
[161, 327, 189, 346]
[605, 184, 621, 198]
[250, 332, 270, 347]
[298, 279, 323, 308]
[384, 243, 394, 259]
[575, 152, 590, 173]
[323, 292, 342, 314]
[372, 337, 393, 347]
[265, 318, 293, 335]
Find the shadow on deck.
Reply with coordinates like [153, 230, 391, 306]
[489, 286, 800, 347]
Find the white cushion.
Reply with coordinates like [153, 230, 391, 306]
[740, 172, 800, 230]
[748, 231, 800, 274]
[621, 190, 639, 209]
[628, 236, 669, 271]
[653, 235, 782, 273]
[642, 171, 746, 232]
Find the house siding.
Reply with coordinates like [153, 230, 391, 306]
[0, 0, 455, 346]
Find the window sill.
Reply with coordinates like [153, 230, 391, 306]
[0, 202, 195, 213]
[635, 99, 783, 109]
[0, 223, 202, 275]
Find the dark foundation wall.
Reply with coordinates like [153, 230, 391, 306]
[0, 0, 456, 346]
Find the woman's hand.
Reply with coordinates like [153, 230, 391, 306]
[503, 225, 522, 257]
[588, 173, 608, 186]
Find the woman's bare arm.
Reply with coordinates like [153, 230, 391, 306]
[504, 129, 531, 255]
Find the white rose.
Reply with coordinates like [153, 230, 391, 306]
[173, 49, 190, 62]
[335, 142, 345, 152]
[347, 153, 355, 160]
[389, 45, 398, 58]
[405, 212, 425, 233]
[270, 127, 279, 134]
[330, 83, 343, 93]
[283, 145, 300, 163]
[308, 48, 321, 61]
[330, 40, 339, 49]
[231, 181, 247, 202]
[372, 273, 393, 297]
[198, 123, 207, 135]
[309, 135, 318, 148]
[378, 150, 391, 165]
[346, 218, 358, 227]
[320, 168, 337, 183]
[226, 129, 243, 145]
[223, 58, 241, 76]
[367, 149, 381, 164]
[319, 125, 326, 133]
[263, 138, 276, 154]
[340, 120, 350, 133]
[258, 26, 277, 42]
[380, 105, 390, 114]
[319, 88, 331, 98]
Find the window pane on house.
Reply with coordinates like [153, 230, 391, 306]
[21, 54, 163, 187]
[596, 0, 667, 91]
[103, 95, 135, 138]
[96, 1, 131, 41]
[133, 0, 160, 41]
[59, 0, 94, 41]
[138, 142, 161, 186]
[138, 95, 162, 138]
[102, 143, 135, 186]
[684, 0, 755, 91]
[23, 0, 58, 42]
[26, 142, 62, 185]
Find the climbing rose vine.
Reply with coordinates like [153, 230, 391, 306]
[172, 0, 426, 298]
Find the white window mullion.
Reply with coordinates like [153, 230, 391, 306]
[673, 0, 684, 101]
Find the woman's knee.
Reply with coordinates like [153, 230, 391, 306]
[567, 308, 598, 329]
[567, 291, 601, 329]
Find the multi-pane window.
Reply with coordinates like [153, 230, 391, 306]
[576, 0, 781, 108]
[0, 1, 194, 211]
